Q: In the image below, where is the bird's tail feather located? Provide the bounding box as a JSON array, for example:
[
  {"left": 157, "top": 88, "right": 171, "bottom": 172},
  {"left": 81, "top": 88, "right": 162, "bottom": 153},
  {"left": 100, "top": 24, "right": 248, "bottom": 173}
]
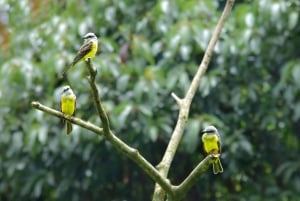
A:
[
  {"left": 66, "top": 122, "right": 73, "bottom": 135},
  {"left": 212, "top": 158, "right": 223, "bottom": 174},
  {"left": 62, "top": 64, "right": 74, "bottom": 77}
]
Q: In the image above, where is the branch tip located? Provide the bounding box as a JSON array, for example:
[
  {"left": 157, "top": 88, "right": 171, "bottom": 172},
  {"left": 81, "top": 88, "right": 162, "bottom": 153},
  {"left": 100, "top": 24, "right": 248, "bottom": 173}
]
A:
[
  {"left": 171, "top": 93, "right": 182, "bottom": 105},
  {"left": 31, "top": 101, "right": 40, "bottom": 107}
]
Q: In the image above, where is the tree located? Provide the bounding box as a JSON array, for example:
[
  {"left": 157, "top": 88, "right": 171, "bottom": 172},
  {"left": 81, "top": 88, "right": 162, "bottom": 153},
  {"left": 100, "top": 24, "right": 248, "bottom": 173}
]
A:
[{"left": 1, "top": 0, "right": 299, "bottom": 200}]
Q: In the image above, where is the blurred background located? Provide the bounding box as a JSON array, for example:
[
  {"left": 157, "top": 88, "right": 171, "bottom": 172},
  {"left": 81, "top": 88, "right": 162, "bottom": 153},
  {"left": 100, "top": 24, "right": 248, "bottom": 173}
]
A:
[{"left": 0, "top": 0, "right": 300, "bottom": 200}]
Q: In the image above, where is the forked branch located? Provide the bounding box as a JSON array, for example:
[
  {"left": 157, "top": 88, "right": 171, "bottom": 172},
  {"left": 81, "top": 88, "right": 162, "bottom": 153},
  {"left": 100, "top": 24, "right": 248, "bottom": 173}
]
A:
[{"left": 152, "top": 0, "right": 235, "bottom": 200}]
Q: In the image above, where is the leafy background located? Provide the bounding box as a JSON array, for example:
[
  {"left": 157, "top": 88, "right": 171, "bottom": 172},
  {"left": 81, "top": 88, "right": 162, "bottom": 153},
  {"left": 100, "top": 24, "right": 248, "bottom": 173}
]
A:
[{"left": 0, "top": 0, "right": 299, "bottom": 200}]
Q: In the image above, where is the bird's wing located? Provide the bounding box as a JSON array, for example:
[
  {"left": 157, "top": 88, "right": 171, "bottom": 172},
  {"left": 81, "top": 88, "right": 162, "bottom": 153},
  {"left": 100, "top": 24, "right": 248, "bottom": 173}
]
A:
[
  {"left": 71, "top": 41, "right": 93, "bottom": 65},
  {"left": 73, "top": 98, "right": 76, "bottom": 116},
  {"left": 60, "top": 99, "right": 65, "bottom": 124},
  {"left": 217, "top": 137, "right": 221, "bottom": 154}
]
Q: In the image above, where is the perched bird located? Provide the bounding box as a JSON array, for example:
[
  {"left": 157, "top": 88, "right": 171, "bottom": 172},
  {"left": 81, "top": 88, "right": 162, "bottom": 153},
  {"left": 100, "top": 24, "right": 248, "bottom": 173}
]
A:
[
  {"left": 62, "top": 32, "right": 98, "bottom": 76},
  {"left": 60, "top": 85, "right": 76, "bottom": 135},
  {"left": 201, "top": 125, "right": 223, "bottom": 174}
]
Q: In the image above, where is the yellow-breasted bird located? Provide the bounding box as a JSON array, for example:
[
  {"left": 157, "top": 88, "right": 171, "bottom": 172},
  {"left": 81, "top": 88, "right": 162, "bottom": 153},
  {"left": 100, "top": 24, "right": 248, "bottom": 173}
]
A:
[
  {"left": 62, "top": 32, "right": 98, "bottom": 76},
  {"left": 60, "top": 85, "right": 76, "bottom": 135},
  {"left": 201, "top": 125, "right": 223, "bottom": 174}
]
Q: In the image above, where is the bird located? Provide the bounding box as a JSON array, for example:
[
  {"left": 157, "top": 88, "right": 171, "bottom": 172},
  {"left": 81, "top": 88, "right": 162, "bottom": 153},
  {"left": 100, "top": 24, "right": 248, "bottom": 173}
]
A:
[
  {"left": 60, "top": 85, "right": 76, "bottom": 135},
  {"left": 62, "top": 32, "right": 98, "bottom": 76},
  {"left": 201, "top": 125, "right": 223, "bottom": 174}
]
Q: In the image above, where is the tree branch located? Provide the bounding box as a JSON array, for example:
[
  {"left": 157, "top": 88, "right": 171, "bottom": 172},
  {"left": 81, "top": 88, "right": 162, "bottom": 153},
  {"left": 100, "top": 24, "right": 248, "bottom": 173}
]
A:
[
  {"left": 31, "top": 101, "right": 104, "bottom": 135},
  {"left": 85, "top": 60, "right": 111, "bottom": 134},
  {"left": 174, "top": 155, "right": 216, "bottom": 200},
  {"left": 105, "top": 130, "right": 175, "bottom": 197},
  {"left": 152, "top": 0, "right": 235, "bottom": 200}
]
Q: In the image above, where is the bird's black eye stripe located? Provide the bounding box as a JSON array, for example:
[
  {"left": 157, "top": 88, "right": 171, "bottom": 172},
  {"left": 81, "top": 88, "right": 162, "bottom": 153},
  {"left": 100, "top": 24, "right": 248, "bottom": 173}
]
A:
[
  {"left": 201, "top": 129, "right": 215, "bottom": 134},
  {"left": 85, "top": 35, "right": 94, "bottom": 39},
  {"left": 63, "top": 87, "right": 69, "bottom": 92}
]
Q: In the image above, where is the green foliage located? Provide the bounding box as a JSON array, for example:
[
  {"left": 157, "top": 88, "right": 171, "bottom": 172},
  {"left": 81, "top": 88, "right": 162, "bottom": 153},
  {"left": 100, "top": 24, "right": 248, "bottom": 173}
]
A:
[{"left": 1, "top": 0, "right": 300, "bottom": 200}]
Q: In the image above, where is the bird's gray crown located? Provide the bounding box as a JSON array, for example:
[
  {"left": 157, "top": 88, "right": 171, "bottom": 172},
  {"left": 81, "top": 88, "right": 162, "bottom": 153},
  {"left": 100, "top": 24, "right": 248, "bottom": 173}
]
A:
[
  {"left": 83, "top": 32, "right": 97, "bottom": 39},
  {"left": 201, "top": 125, "right": 218, "bottom": 134}
]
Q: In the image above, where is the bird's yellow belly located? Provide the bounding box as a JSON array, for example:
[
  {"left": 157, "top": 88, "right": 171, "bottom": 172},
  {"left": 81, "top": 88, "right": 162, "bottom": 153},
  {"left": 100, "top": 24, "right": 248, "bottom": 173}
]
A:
[
  {"left": 204, "top": 140, "right": 219, "bottom": 153},
  {"left": 61, "top": 98, "right": 75, "bottom": 115},
  {"left": 84, "top": 42, "right": 98, "bottom": 60}
]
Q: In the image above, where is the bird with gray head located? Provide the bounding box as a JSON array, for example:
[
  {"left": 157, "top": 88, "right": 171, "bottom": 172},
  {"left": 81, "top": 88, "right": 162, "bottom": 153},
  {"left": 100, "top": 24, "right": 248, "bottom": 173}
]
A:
[
  {"left": 201, "top": 125, "right": 223, "bottom": 174},
  {"left": 60, "top": 85, "right": 76, "bottom": 135},
  {"left": 62, "top": 32, "right": 98, "bottom": 76}
]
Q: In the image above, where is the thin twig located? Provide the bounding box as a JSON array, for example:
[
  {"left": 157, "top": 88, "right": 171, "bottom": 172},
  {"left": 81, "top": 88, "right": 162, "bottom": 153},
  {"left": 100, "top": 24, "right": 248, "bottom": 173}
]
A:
[
  {"left": 31, "top": 101, "right": 103, "bottom": 134},
  {"left": 171, "top": 92, "right": 182, "bottom": 106},
  {"left": 85, "top": 60, "right": 111, "bottom": 134}
]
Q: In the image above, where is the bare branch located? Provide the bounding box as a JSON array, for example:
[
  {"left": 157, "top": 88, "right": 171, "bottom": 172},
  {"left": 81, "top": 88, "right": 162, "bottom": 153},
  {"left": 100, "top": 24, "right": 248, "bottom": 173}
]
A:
[
  {"left": 153, "top": 0, "right": 236, "bottom": 200},
  {"left": 85, "top": 60, "right": 111, "bottom": 134},
  {"left": 174, "top": 155, "right": 215, "bottom": 199},
  {"left": 31, "top": 101, "right": 103, "bottom": 134},
  {"left": 106, "top": 130, "right": 175, "bottom": 197},
  {"left": 171, "top": 93, "right": 182, "bottom": 106}
]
